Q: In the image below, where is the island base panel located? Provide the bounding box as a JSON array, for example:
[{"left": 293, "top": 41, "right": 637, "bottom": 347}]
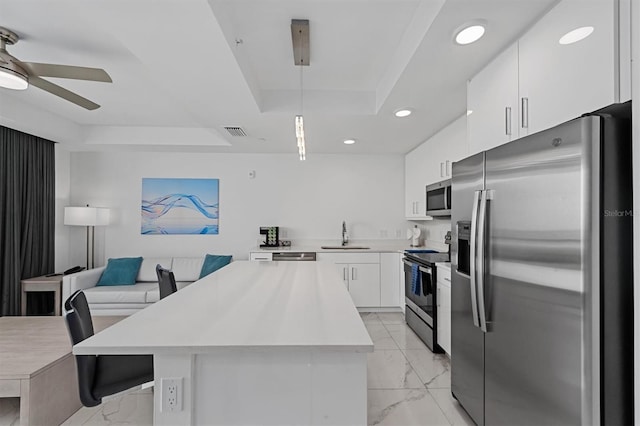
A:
[{"left": 153, "top": 350, "right": 367, "bottom": 425}]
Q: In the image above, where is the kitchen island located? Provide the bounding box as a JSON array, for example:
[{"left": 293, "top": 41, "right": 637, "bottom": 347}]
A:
[{"left": 73, "top": 261, "right": 373, "bottom": 425}]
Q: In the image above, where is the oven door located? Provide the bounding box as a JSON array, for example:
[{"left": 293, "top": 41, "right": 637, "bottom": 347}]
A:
[{"left": 403, "top": 258, "right": 435, "bottom": 326}]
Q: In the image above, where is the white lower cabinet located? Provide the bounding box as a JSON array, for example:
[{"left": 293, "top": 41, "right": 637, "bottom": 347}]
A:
[
  {"left": 436, "top": 265, "right": 451, "bottom": 356},
  {"left": 337, "top": 263, "right": 380, "bottom": 307},
  {"left": 317, "top": 253, "right": 383, "bottom": 308},
  {"left": 249, "top": 252, "right": 273, "bottom": 261},
  {"left": 380, "top": 253, "right": 401, "bottom": 307}
]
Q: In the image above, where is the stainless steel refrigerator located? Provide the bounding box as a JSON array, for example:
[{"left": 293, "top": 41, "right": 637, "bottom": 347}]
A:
[{"left": 450, "top": 102, "right": 633, "bottom": 425}]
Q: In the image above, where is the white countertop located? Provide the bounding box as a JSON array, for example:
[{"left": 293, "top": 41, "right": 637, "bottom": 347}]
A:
[
  {"left": 249, "top": 239, "right": 448, "bottom": 254},
  {"left": 74, "top": 261, "right": 374, "bottom": 355}
]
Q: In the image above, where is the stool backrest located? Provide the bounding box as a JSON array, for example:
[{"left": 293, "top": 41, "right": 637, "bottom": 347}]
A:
[
  {"left": 64, "top": 290, "right": 101, "bottom": 407},
  {"left": 156, "top": 264, "right": 177, "bottom": 300}
]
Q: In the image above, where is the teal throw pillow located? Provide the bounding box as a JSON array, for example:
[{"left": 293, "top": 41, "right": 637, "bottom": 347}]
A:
[
  {"left": 96, "top": 257, "right": 143, "bottom": 286},
  {"left": 199, "top": 254, "right": 232, "bottom": 279}
]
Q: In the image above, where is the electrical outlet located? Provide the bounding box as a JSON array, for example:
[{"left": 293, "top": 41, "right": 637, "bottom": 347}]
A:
[{"left": 161, "top": 377, "right": 183, "bottom": 412}]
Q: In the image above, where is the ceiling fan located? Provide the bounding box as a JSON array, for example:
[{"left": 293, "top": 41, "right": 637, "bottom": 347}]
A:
[{"left": 0, "top": 27, "right": 112, "bottom": 110}]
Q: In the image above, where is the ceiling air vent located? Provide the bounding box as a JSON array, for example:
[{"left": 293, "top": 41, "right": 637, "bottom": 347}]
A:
[{"left": 223, "top": 126, "right": 247, "bottom": 137}]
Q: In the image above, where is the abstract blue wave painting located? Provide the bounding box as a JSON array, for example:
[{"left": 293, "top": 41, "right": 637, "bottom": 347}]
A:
[{"left": 141, "top": 178, "right": 219, "bottom": 235}]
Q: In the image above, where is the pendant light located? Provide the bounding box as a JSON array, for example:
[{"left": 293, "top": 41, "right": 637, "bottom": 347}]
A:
[{"left": 291, "top": 19, "right": 309, "bottom": 161}]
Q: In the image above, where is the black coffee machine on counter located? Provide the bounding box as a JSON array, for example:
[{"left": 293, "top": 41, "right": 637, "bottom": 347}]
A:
[{"left": 259, "top": 226, "right": 280, "bottom": 248}]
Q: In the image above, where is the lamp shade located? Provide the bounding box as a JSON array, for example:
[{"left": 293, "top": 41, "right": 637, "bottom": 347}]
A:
[{"left": 64, "top": 207, "right": 110, "bottom": 226}]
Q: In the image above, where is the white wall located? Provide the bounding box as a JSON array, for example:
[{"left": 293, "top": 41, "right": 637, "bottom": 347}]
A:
[
  {"left": 411, "top": 219, "right": 451, "bottom": 252},
  {"left": 0, "top": 95, "right": 82, "bottom": 145},
  {"left": 67, "top": 152, "right": 406, "bottom": 263}
]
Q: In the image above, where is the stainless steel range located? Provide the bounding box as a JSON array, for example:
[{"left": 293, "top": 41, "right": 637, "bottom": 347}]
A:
[{"left": 403, "top": 250, "right": 450, "bottom": 353}]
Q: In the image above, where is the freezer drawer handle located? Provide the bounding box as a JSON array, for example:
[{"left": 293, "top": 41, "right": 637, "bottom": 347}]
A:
[
  {"left": 477, "top": 189, "right": 489, "bottom": 333},
  {"left": 469, "top": 190, "right": 481, "bottom": 328}
]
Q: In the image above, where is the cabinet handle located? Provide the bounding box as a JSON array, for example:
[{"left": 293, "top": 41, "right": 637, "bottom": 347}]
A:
[
  {"left": 437, "top": 288, "right": 441, "bottom": 306},
  {"left": 446, "top": 160, "right": 451, "bottom": 177},
  {"left": 505, "top": 106, "right": 512, "bottom": 136},
  {"left": 343, "top": 267, "right": 347, "bottom": 281},
  {"left": 413, "top": 202, "right": 417, "bottom": 214},
  {"left": 352, "top": 267, "right": 356, "bottom": 281},
  {"left": 440, "top": 162, "right": 445, "bottom": 177},
  {"left": 521, "top": 97, "right": 529, "bottom": 129}
]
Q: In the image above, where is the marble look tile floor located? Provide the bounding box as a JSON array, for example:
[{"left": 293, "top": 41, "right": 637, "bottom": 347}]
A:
[
  {"left": 363, "top": 312, "right": 474, "bottom": 426},
  {"left": 1, "top": 312, "right": 473, "bottom": 426}
]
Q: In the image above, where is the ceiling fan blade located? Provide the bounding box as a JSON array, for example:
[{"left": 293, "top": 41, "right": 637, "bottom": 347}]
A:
[
  {"left": 18, "top": 62, "right": 112, "bottom": 82},
  {"left": 29, "top": 76, "right": 100, "bottom": 110}
]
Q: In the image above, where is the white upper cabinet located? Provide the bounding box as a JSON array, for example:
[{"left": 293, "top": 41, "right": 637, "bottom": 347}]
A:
[
  {"left": 405, "top": 142, "right": 431, "bottom": 219},
  {"left": 467, "top": 43, "right": 519, "bottom": 156},
  {"left": 425, "top": 115, "right": 468, "bottom": 182},
  {"left": 467, "top": 0, "right": 629, "bottom": 152},
  {"left": 405, "top": 115, "right": 467, "bottom": 219},
  {"left": 519, "top": 0, "right": 616, "bottom": 137}
]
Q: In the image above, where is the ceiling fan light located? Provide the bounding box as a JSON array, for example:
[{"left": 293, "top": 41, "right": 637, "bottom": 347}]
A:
[{"left": 0, "top": 65, "right": 28, "bottom": 90}]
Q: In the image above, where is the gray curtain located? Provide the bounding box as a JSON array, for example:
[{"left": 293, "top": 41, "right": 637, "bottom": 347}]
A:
[{"left": 0, "top": 126, "right": 55, "bottom": 316}]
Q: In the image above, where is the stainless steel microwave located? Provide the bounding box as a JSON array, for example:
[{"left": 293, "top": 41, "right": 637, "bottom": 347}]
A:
[{"left": 426, "top": 179, "right": 451, "bottom": 216}]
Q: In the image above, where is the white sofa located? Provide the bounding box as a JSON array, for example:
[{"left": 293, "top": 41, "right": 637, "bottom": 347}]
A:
[{"left": 62, "top": 257, "right": 205, "bottom": 316}]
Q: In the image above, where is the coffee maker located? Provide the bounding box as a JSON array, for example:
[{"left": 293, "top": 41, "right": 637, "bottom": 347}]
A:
[{"left": 259, "top": 226, "right": 279, "bottom": 248}]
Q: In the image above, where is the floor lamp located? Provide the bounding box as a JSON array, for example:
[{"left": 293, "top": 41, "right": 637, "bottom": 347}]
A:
[{"left": 64, "top": 205, "right": 110, "bottom": 270}]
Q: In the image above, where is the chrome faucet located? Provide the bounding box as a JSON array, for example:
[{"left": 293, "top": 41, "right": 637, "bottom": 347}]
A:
[{"left": 342, "top": 221, "right": 348, "bottom": 246}]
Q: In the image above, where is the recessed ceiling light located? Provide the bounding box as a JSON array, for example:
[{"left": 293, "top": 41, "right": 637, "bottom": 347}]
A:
[
  {"left": 559, "top": 26, "right": 594, "bottom": 45},
  {"left": 343, "top": 139, "right": 356, "bottom": 145},
  {"left": 454, "top": 22, "right": 486, "bottom": 45},
  {"left": 467, "top": 110, "right": 473, "bottom": 116},
  {"left": 394, "top": 109, "right": 412, "bottom": 118}
]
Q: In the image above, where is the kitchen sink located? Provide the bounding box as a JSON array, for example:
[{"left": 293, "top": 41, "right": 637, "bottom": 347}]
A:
[{"left": 320, "top": 246, "right": 370, "bottom": 250}]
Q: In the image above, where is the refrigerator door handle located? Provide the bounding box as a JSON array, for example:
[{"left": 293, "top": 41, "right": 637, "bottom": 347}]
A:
[
  {"left": 477, "top": 189, "right": 489, "bottom": 333},
  {"left": 444, "top": 185, "right": 449, "bottom": 210},
  {"left": 469, "top": 190, "right": 481, "bottom": 328}
]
